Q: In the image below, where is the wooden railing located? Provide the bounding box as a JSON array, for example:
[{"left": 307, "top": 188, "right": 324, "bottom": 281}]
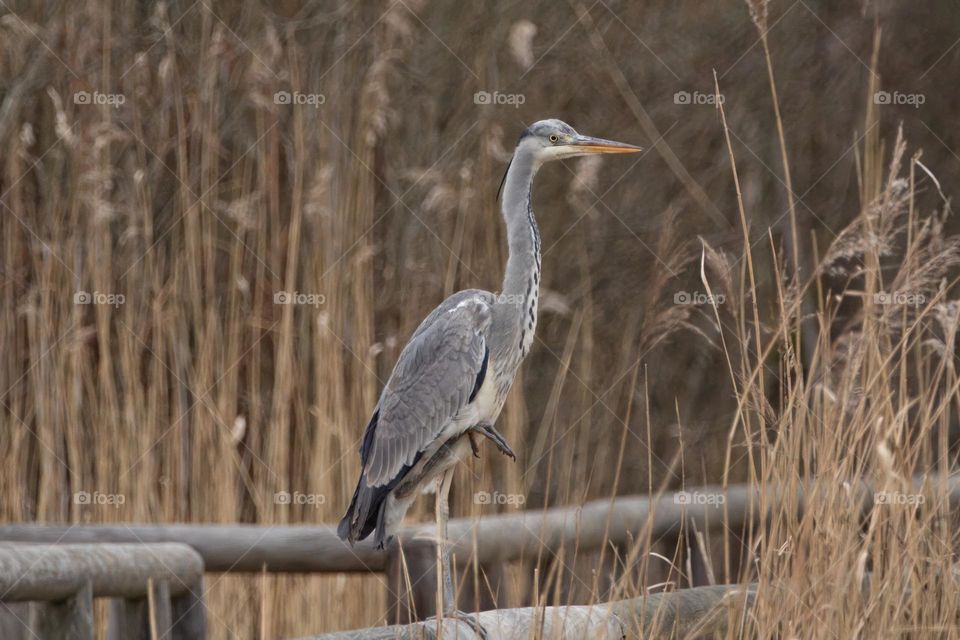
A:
[
  {"left": 0, "top": 482, "right": 771, "bottom": 569},
  {"left": 0, "top": 476, "right": 955, "bottom": 638},
  {"left": 0, "top": 543, "right": 205, "bottom": 640},
  {"left": 0, "top": 483, "right": 769, "bottom": 625}
]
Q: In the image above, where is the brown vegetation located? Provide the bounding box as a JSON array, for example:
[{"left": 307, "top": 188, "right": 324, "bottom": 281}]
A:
[{"left": 2, "top": 0, "right": 960, "bottom": 637}]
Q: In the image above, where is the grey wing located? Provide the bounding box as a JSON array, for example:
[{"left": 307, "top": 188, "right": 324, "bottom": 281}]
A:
[{"left": 363, "top": 290, "right": 494, "bottom": 487}]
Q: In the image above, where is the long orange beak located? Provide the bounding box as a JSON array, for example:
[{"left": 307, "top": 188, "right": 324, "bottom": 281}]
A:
[{"left": 569, "top": 135, "right": 643, "bottom": 154}]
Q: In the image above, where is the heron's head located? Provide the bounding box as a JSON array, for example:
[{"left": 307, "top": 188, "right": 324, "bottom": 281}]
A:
[{"left": 518, "top": 118, "right": 642, "bottom": 164}]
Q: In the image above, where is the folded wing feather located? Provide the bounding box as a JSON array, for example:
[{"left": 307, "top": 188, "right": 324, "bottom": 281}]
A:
[{"left": 362, "top": 291, "right": 493, "bottom": 487}]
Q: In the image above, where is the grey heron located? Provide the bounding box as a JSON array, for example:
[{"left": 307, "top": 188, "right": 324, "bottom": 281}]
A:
[{"left": 338, "top": 119, "right": 641, "bottom": 624}]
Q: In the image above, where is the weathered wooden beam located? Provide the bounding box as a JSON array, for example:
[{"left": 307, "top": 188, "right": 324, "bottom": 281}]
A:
[
  {"left": 295, "top": 583, "right": 755, "bottom": 639},
  {"left": 0, "top": 486, "right": 769, "bottom": 573},
  {"left": 609, "top": 583, "right": 755, "bottom": 638},
  {"left": 1, "top": 477, "right": 955, "bottom": 574},
  {"left": 0, "top": 524, "right": 376, "bottom": 573},
  {"left": 0, "top": 543, "right": 203, "bottom": 601}
]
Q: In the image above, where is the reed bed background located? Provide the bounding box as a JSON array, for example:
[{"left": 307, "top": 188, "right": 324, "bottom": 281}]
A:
[{"left": 2, "top": 0, "right": 960, "bottom": 637}]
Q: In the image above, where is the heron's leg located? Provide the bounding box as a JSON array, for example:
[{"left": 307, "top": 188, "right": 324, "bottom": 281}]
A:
[
  {"left": 470, "top": 423, "right": 516, "bottom": 460},
  {"left": 437, "top": 467, "right": 456, "bottom": 612},
  {"left": 430, "top": 466, "right": 487, "bottom": 638}
]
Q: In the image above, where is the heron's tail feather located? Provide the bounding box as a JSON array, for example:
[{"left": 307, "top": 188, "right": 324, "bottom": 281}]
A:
[
  {"left": 337, "top": 476, "right": 382, "bottom": 544},
  {"left": 337, "top": 476, "right": 377, "bottom": 544},
  {"left": 335, "top": 505, "right": 357, "bottom": 543},
  {"left": 338, "top": 453, "right": 424, "bottom": 546}
]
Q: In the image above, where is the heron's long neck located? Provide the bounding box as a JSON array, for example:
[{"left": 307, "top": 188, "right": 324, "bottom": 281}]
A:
[{"left": 493, "top": 148, "right": 541, "bottom": 367}]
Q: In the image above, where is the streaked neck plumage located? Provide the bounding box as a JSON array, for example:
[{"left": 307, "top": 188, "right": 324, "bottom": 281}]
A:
[{"left": 491, "top": 145, "right": 541, "bottom": 373}]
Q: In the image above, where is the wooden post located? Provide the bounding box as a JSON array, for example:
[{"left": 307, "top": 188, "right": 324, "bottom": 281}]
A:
[
  {"left": 170, "top": 577, "right": 207, "bottom": 640},
  {"left": 32, "top": 581, "right": 94, "bottom": 640},
  {"left": 0, "top": 602, "right": 31, "bottom": 640},
  {"left": 457, "top": 560, "right": 503, "bottom": 613},
  {"left": 385, "top": 539, "right": 437, "bottom": 623},
  {"left": 108, "top": 597, "right": 147, "bottom": 640},
  {"left": 107, "top": 577, "right": 206, "bottom": 640},
  {"left": 106, "top": 579, "right": 174, "bottom": 640}
]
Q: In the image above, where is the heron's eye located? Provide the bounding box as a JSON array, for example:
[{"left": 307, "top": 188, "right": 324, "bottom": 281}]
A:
[{"left": 549, "top": 134, "right": 559, "bottom": 143}]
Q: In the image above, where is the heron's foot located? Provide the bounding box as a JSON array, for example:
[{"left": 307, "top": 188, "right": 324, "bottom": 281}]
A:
[
  {"left": 471, "top": 424, "right": 516, "bottom": 461},
  {"left": 427, "top": 609, "right": 488, "bottom": 639}
]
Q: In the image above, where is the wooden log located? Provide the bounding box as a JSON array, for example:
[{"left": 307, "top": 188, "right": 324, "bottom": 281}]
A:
[
  {"left": 0, "top": 486, "right": 772, "bottom": 573},
  {"left": 295, "top": 583, "right": 755, "bottom": 639},
  {"left": 0, "top": 543, "right": 203, "bottom": 601},
  {"left": 609, "top": 584, "right": 755, "bottom": 638},
  {"left": 1, "top": 477, "right": 956, "bottom": 574},
  {"left": 0, "top": 524, "right": 378, "bottom": 573},
  {"left": 32, "top": 581, "right": 94, "bottom": 640}
]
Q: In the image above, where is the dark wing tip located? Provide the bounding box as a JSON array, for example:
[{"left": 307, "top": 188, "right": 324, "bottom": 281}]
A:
[
  {"left": 336, "top": 515, "right": 354, "bottom": 544},
  {"left": 468, "top": 347, "right": 490, "bottom": 403}
]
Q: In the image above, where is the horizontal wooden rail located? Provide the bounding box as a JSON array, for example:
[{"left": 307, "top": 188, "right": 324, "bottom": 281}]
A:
[
  {"left": 0, "top": 485, "right": 776, "bottom": 572},
  {"left": 295, "top": 583, "right": 756, "bottom": 639},
  {"left": 0, "top": 543, "right": 203, "bottom": 601},
  {"left": 0, "top": 477, "right": 956, "bottom": 574},
  {"left": 0, "top": 524, "right": 373, "bottom": 573},
  {"left": 0, "top": 543, "right": 206, "bottom": 640}
]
